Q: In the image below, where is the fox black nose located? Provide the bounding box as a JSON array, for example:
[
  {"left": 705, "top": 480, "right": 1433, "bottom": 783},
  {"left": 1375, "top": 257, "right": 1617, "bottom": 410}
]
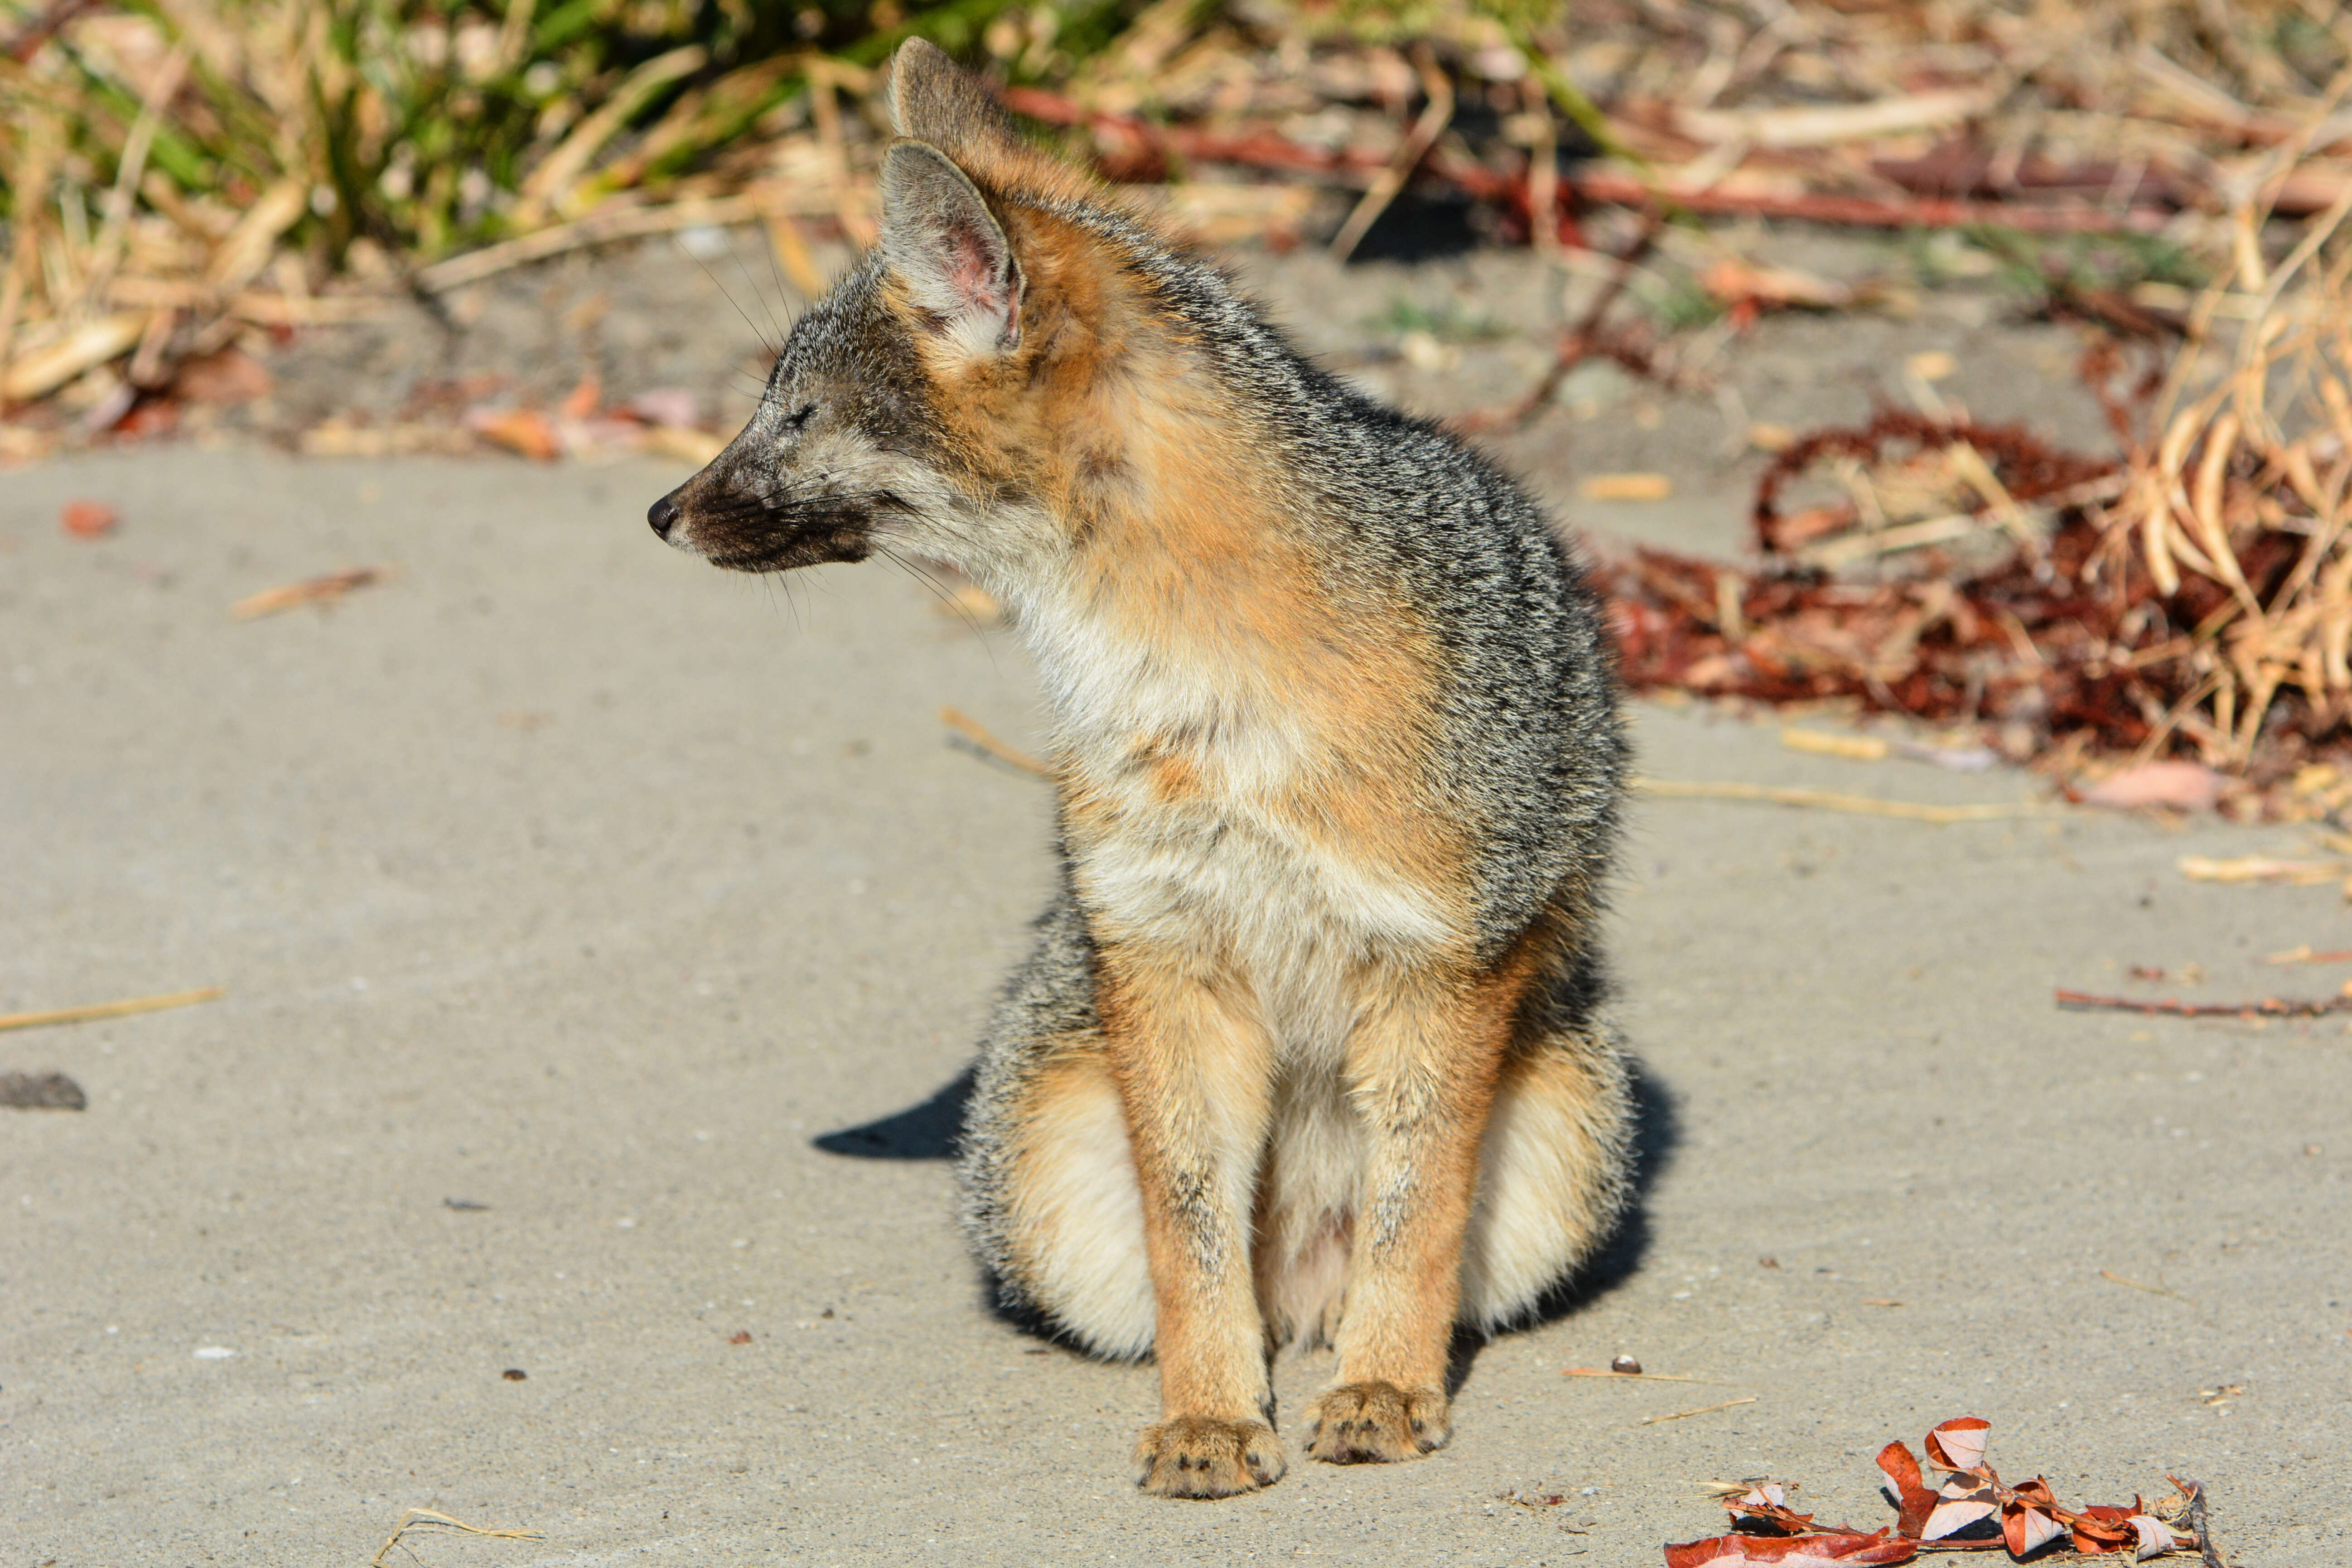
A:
[{"left": 647, "top": 494, "right": 679, "bottom": 540}]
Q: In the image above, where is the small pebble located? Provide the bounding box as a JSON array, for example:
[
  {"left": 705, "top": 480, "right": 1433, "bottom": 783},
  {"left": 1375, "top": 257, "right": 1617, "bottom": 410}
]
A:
[
  {"left": 1610, "top": 1355, "right": 1642, "bottom": 1375},
  {"left": 502, "top": 1368, "right": 527, "bottom": 1381}
]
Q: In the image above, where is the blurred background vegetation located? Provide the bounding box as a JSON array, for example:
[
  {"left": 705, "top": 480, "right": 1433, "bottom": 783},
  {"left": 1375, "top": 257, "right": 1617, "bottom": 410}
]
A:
[
  {"left": 3, "top": 1, "right": 2344, "bottom": 290},
  {"left": 2, "top": 1, "right": 2350, "bottom": 782}
]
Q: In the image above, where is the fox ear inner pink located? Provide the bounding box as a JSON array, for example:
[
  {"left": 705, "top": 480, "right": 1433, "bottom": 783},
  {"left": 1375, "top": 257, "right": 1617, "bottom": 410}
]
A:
[{"left": 879, "top": 140, "right": 1024, "bottom": 354}]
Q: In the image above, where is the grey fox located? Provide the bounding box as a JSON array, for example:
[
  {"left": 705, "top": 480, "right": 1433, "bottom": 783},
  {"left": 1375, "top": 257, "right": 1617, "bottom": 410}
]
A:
[{"left": 648, "top": 40, "right": 1633, "bottom": 1499}]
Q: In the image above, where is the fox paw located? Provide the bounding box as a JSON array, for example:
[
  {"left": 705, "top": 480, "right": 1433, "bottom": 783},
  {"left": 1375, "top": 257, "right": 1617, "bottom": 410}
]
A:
[
  {"left": 1133, "top": 1417, "right": 1286, "bottom": 1499},
  {"left": 1305, "top": 1381, "right": 1449, "bottom": 1464}
]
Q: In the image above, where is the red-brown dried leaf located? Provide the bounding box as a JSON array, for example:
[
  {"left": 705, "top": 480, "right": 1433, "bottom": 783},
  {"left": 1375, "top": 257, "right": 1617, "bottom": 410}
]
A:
[
  {"left": 1664, "top": 1532, "right": 1917, "bottom": 1567},
  {"left": 1923, "top": 1417, "right": 1991, "bottom": 1472},
  {"left": 2071, "top": 1505, "right": 2139, "bottom": 1554},
  {"left": 466, "top": 406, "right": 562, "bottom": 462},
  {"left": 1922, "top": 1475, "right": 1999, "bottom": 1543},
  {"left": 2009, "top": 1477, "right": 2058, "bottom": 1510},
  {"left": 2002, "top": 1499, "right": 2068, "bottom": 1556},
  {"left": 559, "top": 375, "right": 602, "bottom": 421},
  {"left": 171, "top": 346, "right": 271, "bottom": 406},
  {"left": 1875, "top": 1442, "right": 1936, "bottom": 1539}
]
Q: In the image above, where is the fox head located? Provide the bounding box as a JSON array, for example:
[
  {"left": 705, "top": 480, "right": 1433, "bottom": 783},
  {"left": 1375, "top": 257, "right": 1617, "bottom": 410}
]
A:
[{"left": 647, "top": 40, "right": 1188, "bottom": 586}]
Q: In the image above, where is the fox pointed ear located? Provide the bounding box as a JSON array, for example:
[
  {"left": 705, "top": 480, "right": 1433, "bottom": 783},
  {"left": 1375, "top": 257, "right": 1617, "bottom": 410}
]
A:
[
  {"left": 880, "top": 140, "right": 1023, "bottom": 357},
  {"left": 887, "top": 39, "right": 1019, "bottom": 150}
]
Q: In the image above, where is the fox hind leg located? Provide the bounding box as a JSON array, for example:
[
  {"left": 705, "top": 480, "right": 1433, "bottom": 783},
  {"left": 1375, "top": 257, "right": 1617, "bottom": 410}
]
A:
[
  {"left": 1458, "top": 984, "right": 1635, "bottom": 1332},
  {"left": 958, "top": 895, "right": 1156, "bottom": 1360}
]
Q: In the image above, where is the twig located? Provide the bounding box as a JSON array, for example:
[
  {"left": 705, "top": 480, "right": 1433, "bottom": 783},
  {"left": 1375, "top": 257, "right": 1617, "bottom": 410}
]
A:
[
  {"left": 2, "top": 0, "right": 101, "bottom": 63},
  {"left": 2166, "top": 1476, "right": 2228, "bottom": 1568},
  {"left": 2266, "top": 946, "right": 2352, "bottom": 965},
  {"left": 2100, "top": 1269, "right": 2190, "bottom": 1301},
  {"left": 940, "top": 706, "right": 1048, "bottom": 777},
  {"left": 2057, "top": 989, "right": 2352, "bottom": 1018},
  {"left": 231, "top": 569, "right": 383, "bottom": 620},
  {"left": 0, "top": 986, "right": 222, "bottom": 1034},
  {"left": 416, "top": 193, "right": 830, "bottom": 293},
  {"left": 1561, "top": 1367, "right": 1714, "bottom": 1382},
  {"left": 1641, "top": 1396, "right": 1757, "bottom": 1426},
  {"left": 1467, "top": 211, "right": 1667, "bottom": 432},
  {"left": 1563, "top": 171, "right": 2178, "bottom": 235},
  {"left": 1329, "top": 46, "right": 1454, "bottom": 263},
  {"left": 1636, "top": 778, "right": 2044, "bottom": 823},
  {"left": 368, "top": 1508, "right": 542, "bottom": 1568}
]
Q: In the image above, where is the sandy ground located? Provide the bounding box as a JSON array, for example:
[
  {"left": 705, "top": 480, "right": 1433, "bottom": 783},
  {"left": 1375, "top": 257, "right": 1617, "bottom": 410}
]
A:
[{"left": 3, "top": 362, "right": 2348, "bottom": 1561}]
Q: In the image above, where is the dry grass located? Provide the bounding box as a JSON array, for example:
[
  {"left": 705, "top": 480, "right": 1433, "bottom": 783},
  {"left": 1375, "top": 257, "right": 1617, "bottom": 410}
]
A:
[
  {"left": 5, "top": 0, "right": 2352, "bottom": 778},
  {"left": 2104, "top": 178, "right": 2352, "bottom": 772}
]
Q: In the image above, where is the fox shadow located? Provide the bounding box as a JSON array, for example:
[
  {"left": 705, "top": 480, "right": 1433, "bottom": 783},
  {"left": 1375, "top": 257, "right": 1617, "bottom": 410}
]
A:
[{"left": 812, "top": 1059, "right": 1680, "bottom": 1383}]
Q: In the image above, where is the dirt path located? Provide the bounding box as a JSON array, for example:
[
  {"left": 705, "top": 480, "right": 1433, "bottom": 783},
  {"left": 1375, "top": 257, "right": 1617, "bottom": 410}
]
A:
[{"left": 3, "top": 438, "right": 2344, "bottom": 1564}]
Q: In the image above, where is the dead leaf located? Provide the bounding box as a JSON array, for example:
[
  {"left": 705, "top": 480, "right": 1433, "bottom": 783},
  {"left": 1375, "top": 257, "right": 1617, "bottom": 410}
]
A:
[
  {"left": 2, "top": 312, "right": 145, "bottom": 402},
  {"left": 171, "top": 347, "right": 271, "bottom": 405},
  {"left": 61, "top": 500, "right": 118, "bottom": 538},
  {"left": 1874, "top": 1442, "right": 1936, "bottom": 1539},
  {"left": 231, "top": 568, "right": 383, "bottom": 620},
  {"left": 1922, "top": 1417, "right": 1990, "bottom": 1472},
  {"left": 640, "top": 424, "right": 727, "bottom": 465},
  {"left": 625, "top": 387, "right": 700, "bottom": 428},
  {"left": 466, "top": 406, "right": 563, "bottom": 461},
  {"left": 1583, "top": 472, "right": 1675, "bottom": 502},
  {"left": 2129, "top": 1515, "right": 2178, "bottom": 1559},
  {"left": 2080, "top": 761, "right": 2225, "bottom": 812},
  {"left": 1663, "top": 1532, "right": 1916, "bottom": 1566},
  {"left": 2071, "top": 1505, "right": 2140, "bottom": 1554},
  {"left": 1701, "top": 258, "right": 1853, "bottom": 311},
  {"left": 559, "top": 375, "right": 602, "bottom": 421},
  {"left": 1773, "top": 502, "right": 1861, "bottom": 547},
  {"left": 1921, "top": 1475, "right": 1998, "bottom": 1542},
  {"left": 2002, "top": 1499, "right": 2068, "bottom": 1556}
]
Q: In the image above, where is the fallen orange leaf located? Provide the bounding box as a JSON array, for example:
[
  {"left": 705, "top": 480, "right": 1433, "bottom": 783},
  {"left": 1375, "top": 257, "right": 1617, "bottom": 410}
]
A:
[
  {"left": 467, "top": 406, "right": 562, "bottom": 461},
  {"left": 61, "top": 500, "right": 117, "bottom": 538}
]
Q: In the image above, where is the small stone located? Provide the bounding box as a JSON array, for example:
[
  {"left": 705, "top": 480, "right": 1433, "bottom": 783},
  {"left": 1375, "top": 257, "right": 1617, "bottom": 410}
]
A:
[
  {"left": 1610, "top": 1355, "right": 1642, "bottom": 1375},
  {"left": 502, "top": 1368, "right": 527, "bottom": 1381},
  {"left": 0, "top": 1071, "right": 86, "bottom": 1110}
]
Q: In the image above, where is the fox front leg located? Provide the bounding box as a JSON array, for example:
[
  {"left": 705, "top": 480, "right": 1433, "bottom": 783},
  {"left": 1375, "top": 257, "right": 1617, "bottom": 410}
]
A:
[
  {"left": 1099, "top": 948, "right": 1288, "bottom": 1499},
  {"left": 1309, "top": 963, "right": 1523, "bottom": 1464}
]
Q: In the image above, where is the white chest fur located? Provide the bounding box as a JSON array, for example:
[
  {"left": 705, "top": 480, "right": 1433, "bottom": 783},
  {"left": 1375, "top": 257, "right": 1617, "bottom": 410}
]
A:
[{"left": 1012, "top": 576, "right": 1454, "bottom": 1057}]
